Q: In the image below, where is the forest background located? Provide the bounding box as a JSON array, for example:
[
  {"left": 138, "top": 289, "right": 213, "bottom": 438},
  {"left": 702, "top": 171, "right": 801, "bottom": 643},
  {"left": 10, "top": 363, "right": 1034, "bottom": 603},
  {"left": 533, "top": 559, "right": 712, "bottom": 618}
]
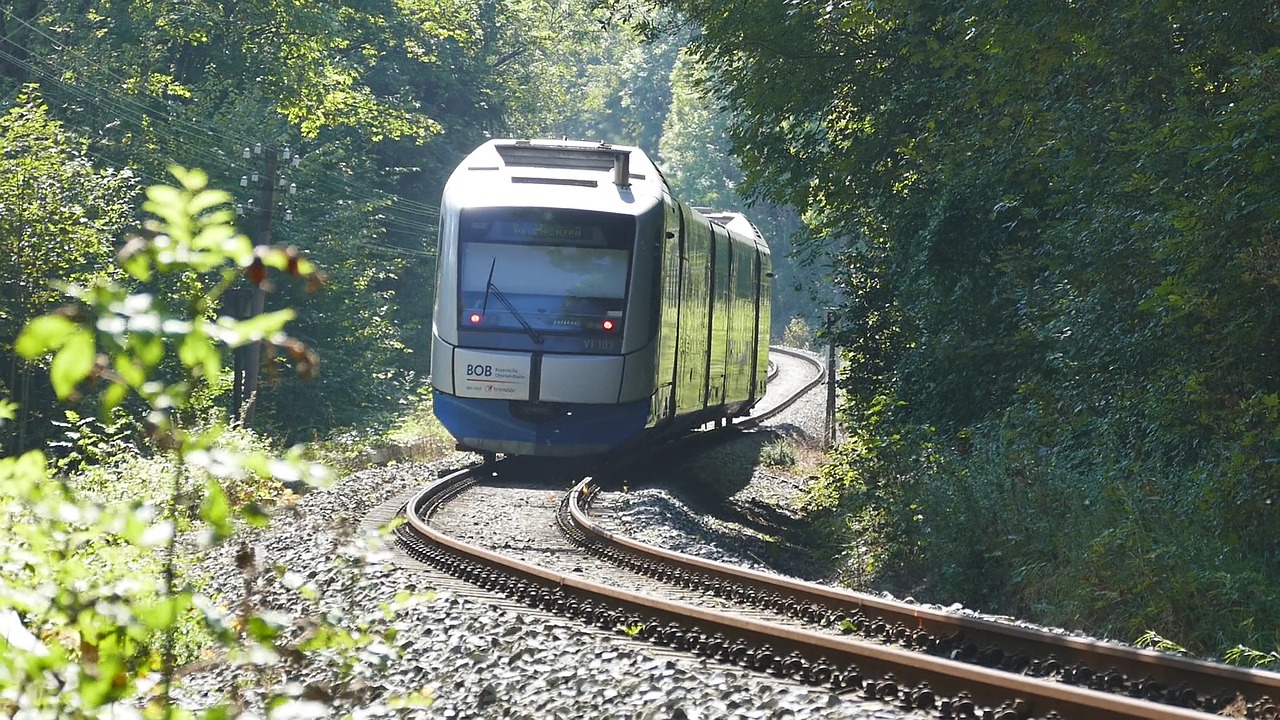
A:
[{"left": 0, "top": 0, "right": 1275, "bottom": 700}]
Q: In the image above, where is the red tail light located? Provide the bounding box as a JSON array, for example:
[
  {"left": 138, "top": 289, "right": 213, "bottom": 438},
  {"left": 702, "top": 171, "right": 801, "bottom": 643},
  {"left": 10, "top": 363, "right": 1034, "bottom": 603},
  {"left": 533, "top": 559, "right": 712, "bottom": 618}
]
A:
[
  {"left": 468, "top": 313, "right": 482, "bottom": 325},
  {"left": 602, "top": 319, "right": 616, "bottom": 331}
]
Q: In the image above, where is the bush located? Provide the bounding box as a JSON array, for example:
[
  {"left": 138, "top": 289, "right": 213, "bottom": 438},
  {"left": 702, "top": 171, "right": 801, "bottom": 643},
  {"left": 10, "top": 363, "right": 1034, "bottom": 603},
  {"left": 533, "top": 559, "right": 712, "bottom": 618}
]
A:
[
  {"left": 0, "top": 168, "right": 418, "bottom": 718},
  {"left": 781, "top": 317, "right": 814, "bottom": 350},
  {"left": 815, "top": 411, "right": 1280, "bottom": 662},
  {"left": 760, "top": 438, "right": 797, "bottom": 468}
]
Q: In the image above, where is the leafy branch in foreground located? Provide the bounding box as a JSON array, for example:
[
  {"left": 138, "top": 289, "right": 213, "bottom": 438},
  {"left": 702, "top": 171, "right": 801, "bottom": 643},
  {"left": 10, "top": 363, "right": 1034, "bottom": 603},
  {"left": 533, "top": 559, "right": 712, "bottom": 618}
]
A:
[{"left": 0, "top": 167, "right": 340, "bottom": 718}]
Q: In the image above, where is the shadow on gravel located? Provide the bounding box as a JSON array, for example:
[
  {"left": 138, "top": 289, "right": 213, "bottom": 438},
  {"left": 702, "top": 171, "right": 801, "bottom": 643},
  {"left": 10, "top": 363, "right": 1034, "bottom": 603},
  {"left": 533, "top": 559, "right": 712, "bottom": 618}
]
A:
[
  {"left": 619, "top": 429, "right": 846, "bottom": 582},
  {"left": 475, "top": 455, "right": 607, "bottom": 489}
]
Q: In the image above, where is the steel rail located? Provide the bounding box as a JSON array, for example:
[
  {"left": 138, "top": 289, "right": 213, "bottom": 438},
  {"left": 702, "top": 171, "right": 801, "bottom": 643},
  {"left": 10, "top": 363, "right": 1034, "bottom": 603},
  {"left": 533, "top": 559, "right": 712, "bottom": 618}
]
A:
[
  {"left": 403, "top": 466, "right": 1226, "bottom": 720},
  {"left": 751, "top": 345, "right": 826, "bottom": 422},
  {"left": 560, "top": 349, "right": 1280, "bottom": 716},
  {"left": 395, "top": 349, "right": 1259, "bottom": 719},
  {"left": 568, "top": 478, "right": 1280, "bottom": 714}
]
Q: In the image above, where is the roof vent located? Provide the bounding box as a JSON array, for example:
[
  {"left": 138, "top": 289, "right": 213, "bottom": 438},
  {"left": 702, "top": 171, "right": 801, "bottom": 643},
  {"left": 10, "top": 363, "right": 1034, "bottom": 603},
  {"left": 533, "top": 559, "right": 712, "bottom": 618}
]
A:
[
  {"left": 612, "top": 150, "right": 631, "bottom": 188},
  {"left": 496, "top": 143, "right": 616, "bottom": 171}
]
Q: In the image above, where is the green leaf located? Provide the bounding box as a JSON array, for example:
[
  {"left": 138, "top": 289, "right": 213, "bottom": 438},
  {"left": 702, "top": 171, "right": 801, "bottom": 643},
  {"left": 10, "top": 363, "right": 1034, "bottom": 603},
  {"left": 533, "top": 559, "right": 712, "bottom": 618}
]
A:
[
  {"left": 244, "top": 615, "right": 283, "bottom": 643},
  {"left": 200, "top": 479, "right": 234, "bottom": 543},
  {"left": 142, "top": 185, "right": 184, "bottom": 226},
  {"left": 133, "top": 333, "right": 165, "bottom": 369},
  {"left": 135, "top": 593, "right": 191, "bottom": 630},
  {"left": 3, "top": 451, "right": 49, "bottom": 490},
  {"left": 79, "top": 655, "right": 129, "bottom": 707},
  {"left": 49, "top": 329, "right": 96, "bottom": 399},
  {"left": 114, "top": 356, "right": 146, "bottom": 388},
  {"left": 188, "top": 187, "right": 231, "bottom": 216},
  {"left": 120, "top": 249, "right": 153, "bottom": 282},
  {"left": 241, "top": 501, "right": 271, "bottom": 528},
  {"left": 169, "top": 165, "right": 208, "bottom": 193},
  {"left": 100, "top": 381, "right": 128, "bottom": 413},
  {"left": 223, "top": 308, "right": 298, "bottom": 346},
  {"left": 15, "top": 315, "right": 78, "bottom": 359},
  {"left": 178, "top": 330, "right": 220, "bottom": 379}
]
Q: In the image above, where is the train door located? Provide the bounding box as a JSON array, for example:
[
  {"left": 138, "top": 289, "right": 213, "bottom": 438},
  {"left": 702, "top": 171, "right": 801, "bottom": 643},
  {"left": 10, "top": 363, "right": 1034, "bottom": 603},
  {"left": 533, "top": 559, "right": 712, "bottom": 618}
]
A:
[
  {"left": 705, "top": 226, "right": 731, "bottom": 409},
  {"left": 675, "top": 211, "right": 710, "bottom": 416},
  {"left": 650, "top": 195, "right": 683, "bottom": 425},
  {"left": 754, "top": 244, "right": 772, "bottom": 398}
]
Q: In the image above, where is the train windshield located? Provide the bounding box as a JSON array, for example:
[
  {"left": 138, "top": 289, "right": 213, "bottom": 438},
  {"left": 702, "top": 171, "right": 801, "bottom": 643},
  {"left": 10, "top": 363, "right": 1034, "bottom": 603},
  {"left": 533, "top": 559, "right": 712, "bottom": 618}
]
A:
[{"left": 457, "top": 208, "right": 633, "bottom": 340}]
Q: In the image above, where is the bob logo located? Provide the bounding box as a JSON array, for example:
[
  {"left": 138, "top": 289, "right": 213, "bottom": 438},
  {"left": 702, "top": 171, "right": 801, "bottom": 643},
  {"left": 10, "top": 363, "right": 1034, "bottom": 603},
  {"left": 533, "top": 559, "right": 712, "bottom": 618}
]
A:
[{"left": 455, "top": 350, "right": 531, "bottom": 400}]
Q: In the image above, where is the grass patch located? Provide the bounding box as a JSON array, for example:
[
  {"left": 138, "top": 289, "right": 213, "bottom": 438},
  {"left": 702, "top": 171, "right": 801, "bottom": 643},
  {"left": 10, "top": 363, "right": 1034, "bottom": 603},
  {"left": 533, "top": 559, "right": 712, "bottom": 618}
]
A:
[{"left": 760, "top": 438, "right": 797, "bottom": 468}]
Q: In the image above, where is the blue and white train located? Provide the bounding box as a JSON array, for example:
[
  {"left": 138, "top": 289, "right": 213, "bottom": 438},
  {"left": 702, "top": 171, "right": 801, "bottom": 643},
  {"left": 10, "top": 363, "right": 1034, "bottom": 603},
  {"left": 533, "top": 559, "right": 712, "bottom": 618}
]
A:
[{"left": 430, "top": 139, "right": 771, "bottom": 457}]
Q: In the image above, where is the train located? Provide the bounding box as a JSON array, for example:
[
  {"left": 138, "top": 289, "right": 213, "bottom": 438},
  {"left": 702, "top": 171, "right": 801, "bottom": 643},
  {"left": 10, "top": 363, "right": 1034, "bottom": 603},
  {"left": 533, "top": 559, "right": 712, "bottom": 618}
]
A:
[{"left": 429, "top": 139, "right": 772, "bottom": 457}]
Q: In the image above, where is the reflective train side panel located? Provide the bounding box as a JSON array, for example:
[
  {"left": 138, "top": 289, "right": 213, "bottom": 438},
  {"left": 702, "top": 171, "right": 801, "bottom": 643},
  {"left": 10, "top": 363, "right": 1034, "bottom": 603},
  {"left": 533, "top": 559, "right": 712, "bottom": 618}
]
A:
[{"left": 430, "top": 139, "right": 771, "bottom": 457}]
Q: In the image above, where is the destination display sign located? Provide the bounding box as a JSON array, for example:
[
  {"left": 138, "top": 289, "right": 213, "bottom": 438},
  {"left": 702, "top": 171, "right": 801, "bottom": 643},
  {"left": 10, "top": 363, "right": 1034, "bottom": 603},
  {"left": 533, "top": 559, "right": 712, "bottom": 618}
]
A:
[{"left": 461, "top": 208, "right": 633, "bottom": 249}]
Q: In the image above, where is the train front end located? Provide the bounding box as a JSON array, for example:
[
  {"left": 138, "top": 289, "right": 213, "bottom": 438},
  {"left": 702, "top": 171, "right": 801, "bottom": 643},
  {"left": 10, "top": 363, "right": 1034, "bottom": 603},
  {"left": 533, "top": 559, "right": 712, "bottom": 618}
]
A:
[{"left": 430, "top": 140, "right": 664, "bottom": 457}]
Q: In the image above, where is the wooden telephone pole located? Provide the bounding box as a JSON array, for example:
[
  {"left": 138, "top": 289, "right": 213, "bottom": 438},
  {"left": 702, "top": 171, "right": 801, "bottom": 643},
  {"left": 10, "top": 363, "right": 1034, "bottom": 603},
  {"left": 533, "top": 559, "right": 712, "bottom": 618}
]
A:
[
  {"left": 232, "top": 143, "right": 298, "bottom": 427},
  {"left": 824, "top": 307, "right": 837, "bottom": 448}
]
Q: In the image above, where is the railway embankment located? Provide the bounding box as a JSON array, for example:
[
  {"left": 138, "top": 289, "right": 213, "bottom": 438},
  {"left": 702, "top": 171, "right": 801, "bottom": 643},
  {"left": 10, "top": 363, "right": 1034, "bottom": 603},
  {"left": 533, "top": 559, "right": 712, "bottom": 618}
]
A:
[
  {"left": 178, "top": 351, "right": 929, "bottom": 718},
  {"left": 173, "top": 347, "right": 1277, "bottom": 717}
]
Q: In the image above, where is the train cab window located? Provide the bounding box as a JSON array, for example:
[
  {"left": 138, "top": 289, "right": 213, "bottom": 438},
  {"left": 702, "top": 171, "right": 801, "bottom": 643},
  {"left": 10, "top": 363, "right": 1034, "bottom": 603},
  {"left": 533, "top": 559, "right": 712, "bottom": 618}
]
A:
[{"left": 457, "top": 208, "right": 634, "bottom": 341}]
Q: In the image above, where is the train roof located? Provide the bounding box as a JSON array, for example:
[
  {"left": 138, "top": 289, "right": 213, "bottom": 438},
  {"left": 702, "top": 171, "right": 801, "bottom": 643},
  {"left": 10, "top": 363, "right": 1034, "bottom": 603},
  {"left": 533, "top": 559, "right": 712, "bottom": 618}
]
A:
[
  {"left": 444, "top": 140, "right": 768, "bottom": 254},
  {"left": 444, "top": 139, "right": 666, "bottom": 216},
  {"left": 691, "top": 207, "right": 765, "bottom": 242}
]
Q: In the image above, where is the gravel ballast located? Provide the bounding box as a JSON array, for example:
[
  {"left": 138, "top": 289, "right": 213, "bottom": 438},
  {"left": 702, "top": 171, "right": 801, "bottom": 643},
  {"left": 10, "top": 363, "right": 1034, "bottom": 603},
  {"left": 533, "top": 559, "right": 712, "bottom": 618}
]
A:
[{"left": 178, "top": 353, "right": 925, "bottom": 718}]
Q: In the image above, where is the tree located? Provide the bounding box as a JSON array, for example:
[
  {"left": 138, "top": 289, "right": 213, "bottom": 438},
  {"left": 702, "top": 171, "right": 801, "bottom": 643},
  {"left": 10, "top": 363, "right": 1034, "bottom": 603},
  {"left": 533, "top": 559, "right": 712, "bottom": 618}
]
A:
[
  {"left": 0, "top": 0, "right": 470, "bottom": 435},
  {"left": 658, "top": 49, "right": 831, "bottom": 336},
  {"left": 553, "top": 22, "right": 683, "bottom": 151},
  {"left": 626, "top": 0, "right": 1279, "bottom": 453},
  {"left": 620, "top": 0, "right": 1280, "bottom": 655},
  {"left": 0, "top": 86, "right": 135, "bottom": 453}
]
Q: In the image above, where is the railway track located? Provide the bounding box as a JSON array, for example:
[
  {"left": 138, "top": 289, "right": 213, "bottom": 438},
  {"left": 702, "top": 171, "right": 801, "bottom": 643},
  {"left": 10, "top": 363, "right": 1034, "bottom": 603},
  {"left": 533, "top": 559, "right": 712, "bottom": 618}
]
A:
[{"left": 394, "top": 348, "right": 1280, "bottom": 719}]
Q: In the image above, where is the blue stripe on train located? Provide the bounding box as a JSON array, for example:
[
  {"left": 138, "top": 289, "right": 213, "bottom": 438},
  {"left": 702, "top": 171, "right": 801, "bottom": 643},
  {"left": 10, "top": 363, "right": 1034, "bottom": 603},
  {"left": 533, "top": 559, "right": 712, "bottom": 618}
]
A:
[{"left": 433, "top": 392, "right": 651, "bottom": 457}]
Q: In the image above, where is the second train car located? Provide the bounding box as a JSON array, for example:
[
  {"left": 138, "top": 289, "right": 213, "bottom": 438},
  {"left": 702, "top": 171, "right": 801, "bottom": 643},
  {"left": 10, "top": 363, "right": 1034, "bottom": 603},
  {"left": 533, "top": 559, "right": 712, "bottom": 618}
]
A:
[{"left": 430, "top": 139, "right": 771, "bottom": 457}]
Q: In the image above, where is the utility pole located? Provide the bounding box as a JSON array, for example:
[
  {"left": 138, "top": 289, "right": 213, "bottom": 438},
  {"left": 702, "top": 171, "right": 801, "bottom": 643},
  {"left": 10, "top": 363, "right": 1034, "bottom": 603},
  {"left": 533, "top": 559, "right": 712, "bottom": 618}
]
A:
[
  {"left": 824, "top": 307, "right": 837, "bottom": 449},
  {"left": 232, "top": 142, "right": 299, "bottom": 427}
]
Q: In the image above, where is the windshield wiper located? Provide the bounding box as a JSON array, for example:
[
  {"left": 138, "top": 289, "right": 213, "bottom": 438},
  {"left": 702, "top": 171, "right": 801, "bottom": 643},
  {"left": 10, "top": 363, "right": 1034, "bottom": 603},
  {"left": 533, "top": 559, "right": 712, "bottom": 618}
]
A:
[{"left": 482, "top": 258, "right": 544, "bottom": 345}]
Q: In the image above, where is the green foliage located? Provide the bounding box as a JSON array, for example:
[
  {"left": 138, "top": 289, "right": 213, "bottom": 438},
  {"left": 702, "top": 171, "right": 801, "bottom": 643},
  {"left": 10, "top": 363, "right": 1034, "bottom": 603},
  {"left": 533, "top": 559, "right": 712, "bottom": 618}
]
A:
[
  {"left": 1136, "top": 631, "right": 1189, "bottom": 656},
  {"left": 0, "top": 448, "right": 175, "bottom": 714},
  {"left": 759, "top": 438, "right": 796, "bottom": 469},
  {"left": 0, "top": 0, "right": 642, "bottom": 443},
  {"left": 781, "top": 317, "right": 814, "bottom": 351},
  {"left": 660, "top": 48, "right": 738, "bottom": 207},
  {"left": 48, "top": 411, "right": 132, "bottom": 475},
  {"left": 651, "top": 0, "right": 1280, "bottom": 456},
  {"left": 656, "top": 50, "right": 833, "bottom": 336},
  {"left": 1225, "top": 645, "right": 1280, "bottom": 668},
  {"left": 0, "top": 86, "right": 135, "bottom": 452},
  {"left": 0, "top": 169, "right": 405, "bottom": 718},
  {"left": 811, "top": 416, "right": 1280, "bottom": 661},
  {"left": 17, "top": 167, "right": 318, "bottom": 418},
  {"left": 554, "top": 23, "right": 683, "bottom": 151},
  {"left": 635, "top": 0, "right": 1280, "bottom": 662}
]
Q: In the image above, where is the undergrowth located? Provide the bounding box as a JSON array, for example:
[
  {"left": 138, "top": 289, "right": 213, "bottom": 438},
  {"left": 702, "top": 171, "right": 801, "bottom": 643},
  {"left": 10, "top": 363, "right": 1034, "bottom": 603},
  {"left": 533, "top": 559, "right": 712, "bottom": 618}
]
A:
[
  {"left": 305, "top": 387, "right": 454, "bottom": 475},
  {"left": 812, "top": 417, "right": 1280, "bottom": 664},
  {"left": 0, "top": 168, "right": 434, "bottom": 717}
]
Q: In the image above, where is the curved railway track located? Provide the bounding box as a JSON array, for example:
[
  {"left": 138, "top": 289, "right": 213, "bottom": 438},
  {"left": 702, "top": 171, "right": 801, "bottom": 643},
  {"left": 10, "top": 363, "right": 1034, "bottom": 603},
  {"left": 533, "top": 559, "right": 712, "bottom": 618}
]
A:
[{"left": 394, "top": 347, "right": 1280, "bottom": 720}]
